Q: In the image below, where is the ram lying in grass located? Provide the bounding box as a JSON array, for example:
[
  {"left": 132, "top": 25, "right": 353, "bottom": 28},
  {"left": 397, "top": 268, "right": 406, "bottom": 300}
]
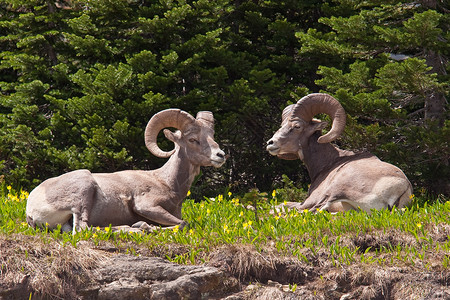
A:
[
  {"left": 267, "top": 93, "right": 413, "bottom": 213},
  {"left": 25, "top": 109, "right": 226, "bottom": 234}
]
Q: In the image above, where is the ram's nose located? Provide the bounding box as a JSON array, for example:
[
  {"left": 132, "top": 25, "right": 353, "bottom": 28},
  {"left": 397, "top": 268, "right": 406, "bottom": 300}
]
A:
[
  {"left": 211, "top": 149, "right": 226, "bottom": 167},
  {"left": 216, "top": 150, "right": 225, "bottom": 160},
  {"left": 266, "top": 139, "right": 280, "bottom": 155}
]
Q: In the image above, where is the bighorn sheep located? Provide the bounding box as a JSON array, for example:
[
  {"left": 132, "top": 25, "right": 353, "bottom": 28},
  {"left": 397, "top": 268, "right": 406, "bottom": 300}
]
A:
[
  {"left": 266, "top": 93, "right": 412, "bottom": 213},
  {"left": 26, "top": 109, "right": 226, "bottom": 233}
]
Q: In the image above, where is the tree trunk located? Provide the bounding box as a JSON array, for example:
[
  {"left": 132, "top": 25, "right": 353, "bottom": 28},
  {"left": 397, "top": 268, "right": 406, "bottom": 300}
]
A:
[{"left": 424, "top": 50, "right": 447, "bottom": 126}]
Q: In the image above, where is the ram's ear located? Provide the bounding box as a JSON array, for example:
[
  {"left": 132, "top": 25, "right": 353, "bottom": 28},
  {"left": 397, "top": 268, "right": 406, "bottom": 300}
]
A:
[
  {"left": 163, "top": 129, "right": 182, "bottom": 143},
  {"left": 308, "top": 119, "right": 328, "bottom": 134}
]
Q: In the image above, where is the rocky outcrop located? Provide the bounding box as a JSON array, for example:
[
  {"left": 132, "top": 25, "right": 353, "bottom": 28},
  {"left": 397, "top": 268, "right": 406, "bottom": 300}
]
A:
[{"left": 79, "top": 255, "right": 239, "bottom": 300}]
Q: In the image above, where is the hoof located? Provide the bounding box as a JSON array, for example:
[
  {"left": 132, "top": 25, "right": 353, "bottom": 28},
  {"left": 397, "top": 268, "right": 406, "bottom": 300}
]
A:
[{"left": 178, "top": 221, "right": 189, "bottom": 230}]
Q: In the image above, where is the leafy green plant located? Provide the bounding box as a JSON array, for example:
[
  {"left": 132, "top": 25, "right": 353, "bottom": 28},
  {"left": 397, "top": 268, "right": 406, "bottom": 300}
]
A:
[{"left": 275, "top": 174, "right": 308, "bottom": 203}]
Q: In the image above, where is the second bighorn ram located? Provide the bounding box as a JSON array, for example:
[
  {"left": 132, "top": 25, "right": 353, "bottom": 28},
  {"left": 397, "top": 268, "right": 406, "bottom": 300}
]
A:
[
  {"left": 267, "top": 93, "right": 412, "bottom": 213},
  {"left": 26, "top": 109, "right": 226, "bottom": 233}
]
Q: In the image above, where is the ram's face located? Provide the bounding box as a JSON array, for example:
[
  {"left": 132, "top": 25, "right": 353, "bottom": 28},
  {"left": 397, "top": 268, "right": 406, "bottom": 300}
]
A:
[
  {"left": 266, "top": 117, "right": 306, "bottom": 160},
  {"left": 266, "top": 115, "right": 328, "bottom": 161},
  {"left": 182, "top": 122, "right": 226, "bottom": 168},
  {"left": 165, "top": 121, "right": 226, "bottom": 168}
]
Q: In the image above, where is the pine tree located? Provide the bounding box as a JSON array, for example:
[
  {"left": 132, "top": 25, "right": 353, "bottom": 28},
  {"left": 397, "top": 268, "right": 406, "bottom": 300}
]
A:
[
  {"left": 1, "top": 0, "right": 323, "bottom": 193},
  {"left": 2, "top": 0, "right": 447, "bottom": 195},
  {"left": 297, "top": 0, "right": 449, "bottom": 194},
  {"left": 0, "top": 0, "right": 74, "bottom": 185}
]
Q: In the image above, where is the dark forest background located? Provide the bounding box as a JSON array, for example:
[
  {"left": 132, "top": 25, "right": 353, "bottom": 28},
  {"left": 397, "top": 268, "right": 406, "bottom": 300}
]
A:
[{"left": 0, "top": 0, "right": 448, "bottom": 197}]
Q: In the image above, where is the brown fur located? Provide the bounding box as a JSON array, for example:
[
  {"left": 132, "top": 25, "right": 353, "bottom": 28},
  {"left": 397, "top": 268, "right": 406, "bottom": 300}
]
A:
[
  {"left": 26, "top": 110, "right": 226, "bottom": 233},
  {"left": 267, "top": 95, "right": 412, "bottom": 213}
]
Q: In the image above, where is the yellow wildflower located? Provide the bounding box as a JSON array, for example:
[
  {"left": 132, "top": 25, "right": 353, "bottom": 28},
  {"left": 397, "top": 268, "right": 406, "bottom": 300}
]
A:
[
  {"left": 207, "top": 208, "right": 211, "bottom": 215},
  {"left": 173, "top": 225, "right": 179, "bottom": 233},
  {"left": 416, "top": 223, "right": 422, "bottom": 229},
  {"left": 218, "top": 194, "right": 223, "bottom": 202},
  {"left": 187, "top": 190, "right": 191, "bottom": 197},
  {"left": 96, "top": 226, "right": 101, "bottom": 231},
  {"left": 105, "top": 227, "right": 110, "bottom": 233},
  {"left": 283, "top": 200, "right": 287, "bottom": 205},
  {"left": 275, "top": 212, "right": 281, "bottom": 221},
  {"left": 7, "top": 185, "right": 11, "bottom": 191},
  {"left": 189, "top": 229, "right": 194, "bottom": 235},
  {"left": 8, "top": 194, "right": 19, "bottom": 202},
  {"left": 409, "top": 194, "right": 415, "bottom": 200},
  {"left": 303, "top": 209, "right": 309, "bottom": 213},
  {"left": 228, "top": 191, "right": 232, "bottom": 197},
  {"left": 272, "top": 190, "right": 276, "bottom": 198},
  {"left": 243, "top": 221, "right": 252, "bottom": 229},
  {"left": 223, "top": 224, "right": 230, "bottom": 233},
  {"left": 92, "top": 233, "right": 98, "bottom": 239},
  {"left": 239, "top": 211, "right": 244, "bottom": 217}
]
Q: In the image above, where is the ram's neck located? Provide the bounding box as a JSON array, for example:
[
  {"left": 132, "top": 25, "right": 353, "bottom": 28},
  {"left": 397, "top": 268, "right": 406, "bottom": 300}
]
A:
[
  {"left": 302, "top": 133, "right": 354, "bottom": 183},
  {"left": 156, "top": 147, "right": 200, "bottom": 202}
]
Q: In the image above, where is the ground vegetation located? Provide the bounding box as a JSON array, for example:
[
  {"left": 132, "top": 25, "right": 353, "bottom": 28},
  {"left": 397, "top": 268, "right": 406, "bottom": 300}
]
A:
[{"left": 1, "top": 185, "right": 449, "bottom": 298}]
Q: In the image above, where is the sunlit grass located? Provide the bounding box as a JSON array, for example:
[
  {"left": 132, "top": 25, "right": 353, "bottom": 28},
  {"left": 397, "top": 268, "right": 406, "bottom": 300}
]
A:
[{"left": 1, "top": 184, "right": 449, "bottom": 269}]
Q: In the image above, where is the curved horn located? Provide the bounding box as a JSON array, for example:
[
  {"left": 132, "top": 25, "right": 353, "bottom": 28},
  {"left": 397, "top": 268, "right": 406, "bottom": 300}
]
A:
[
  {"left": 291, "top": 93, "right": 346, "bottom": 143},
  {"left": 144, "top": 109, "right": 196, "bottom": 158},
  {"left": 282, "top": 104, "right": 295, "bottom": 124},
  {"left": 196, "top": 111, "right": 214, "bottom": 128}
]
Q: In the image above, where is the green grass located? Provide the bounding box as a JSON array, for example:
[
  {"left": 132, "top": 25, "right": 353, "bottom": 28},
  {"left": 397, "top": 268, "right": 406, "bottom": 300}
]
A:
[{"left": 1, "top": 184, "right": 449, "bottom": 270}]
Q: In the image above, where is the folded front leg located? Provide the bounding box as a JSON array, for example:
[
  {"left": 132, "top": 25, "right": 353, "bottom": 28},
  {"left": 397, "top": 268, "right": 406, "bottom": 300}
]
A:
[{"left": 133, "top": 205, "right": 185, "bottom": 227}]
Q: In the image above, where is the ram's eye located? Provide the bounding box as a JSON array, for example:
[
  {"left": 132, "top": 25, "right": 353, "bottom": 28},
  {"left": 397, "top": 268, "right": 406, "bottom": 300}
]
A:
[
  {"left": 293, "top": 123, "right": 302, "bottom": 129},
  {"left": 189, "top": 138, "right": 199, "bottom": 144}
]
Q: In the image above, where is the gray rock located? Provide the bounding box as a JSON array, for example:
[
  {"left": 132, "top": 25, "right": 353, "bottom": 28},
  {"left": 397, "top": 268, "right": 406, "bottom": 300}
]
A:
[{"left": 83, "top": 255, "right": 237, "bottom": 300}]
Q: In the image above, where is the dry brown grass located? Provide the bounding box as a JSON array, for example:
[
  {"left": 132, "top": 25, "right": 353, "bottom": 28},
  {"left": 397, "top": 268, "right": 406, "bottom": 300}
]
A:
[
  {"left": 0, "top": 234, "right": 107, "bottom": 299},
  {"left": 205, "top": 227, "right": 450, "bottom": 299},
  {"left": 207, "top": 243, "right": 316, "bottom": 284}
]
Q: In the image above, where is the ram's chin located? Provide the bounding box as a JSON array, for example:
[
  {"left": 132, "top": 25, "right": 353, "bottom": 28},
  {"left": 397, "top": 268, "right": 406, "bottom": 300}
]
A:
[
  {"left": 211, "top": 159, "right": 225, "bottom": 168},
  {"left": 266, "top": 146, "right": 280, "bottom": 156}
]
